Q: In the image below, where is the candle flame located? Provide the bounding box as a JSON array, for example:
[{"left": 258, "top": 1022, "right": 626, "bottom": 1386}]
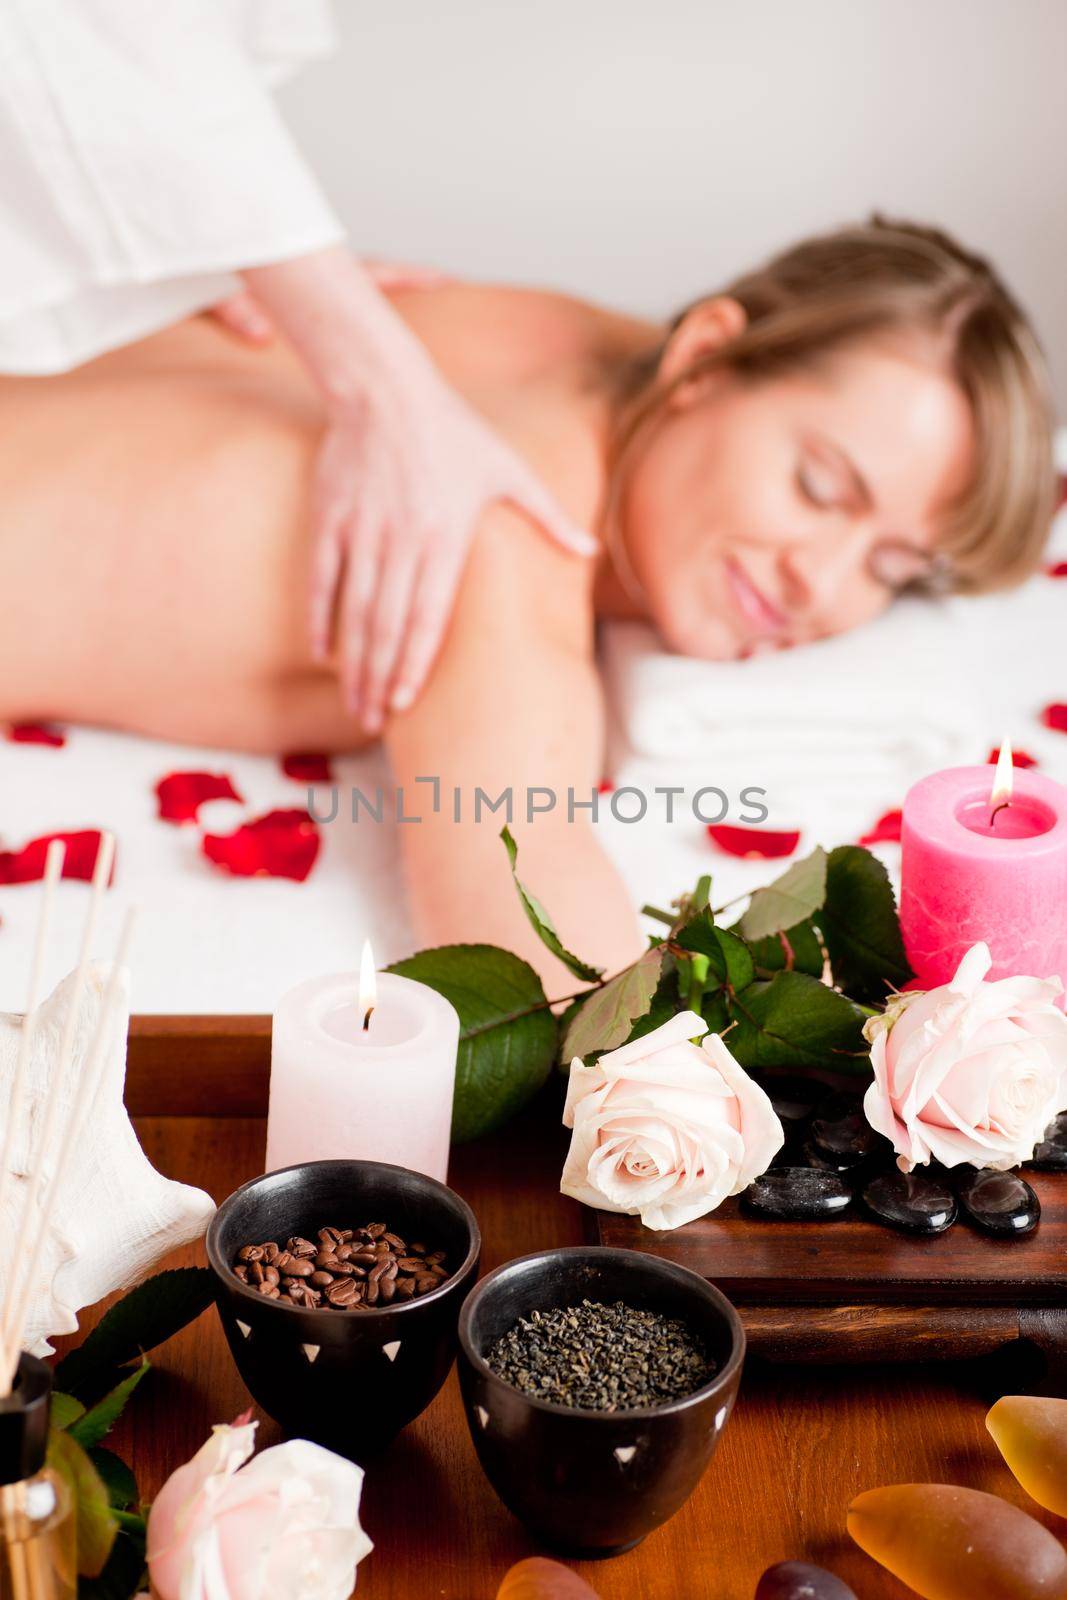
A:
[
  {"left": 359, "top": 938, "right": 377, "bottom": 1030},
  {"left": 990, "top": 740, "right": 1014, "bottom": 815}
]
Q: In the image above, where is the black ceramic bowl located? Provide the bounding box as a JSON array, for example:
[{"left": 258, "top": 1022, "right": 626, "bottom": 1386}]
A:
[
  {"left": 458, "top": 1246, "right": 745, "bottom": 1558},
  {"left": 206, "top": 1159, "right": 480, "bottom": 1460}
]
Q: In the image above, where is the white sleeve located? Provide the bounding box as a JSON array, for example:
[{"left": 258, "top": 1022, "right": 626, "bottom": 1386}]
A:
[{"left": 0, "top": 0, "right": 346, "bottom": 324}]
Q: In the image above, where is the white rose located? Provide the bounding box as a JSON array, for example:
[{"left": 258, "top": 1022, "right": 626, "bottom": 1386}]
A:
[
  {"left": 560, "top": 1010, "right": 783, "bottom": 1230},
  {"left": 863, "top": 942, "right": 1067, "bottom": 1172},
  {"left": 146, "top": 1420, "right": 373, "bottom": 1600}
]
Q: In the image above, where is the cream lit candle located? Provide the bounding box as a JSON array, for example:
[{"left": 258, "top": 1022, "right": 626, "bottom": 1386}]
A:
[
  {"left": 900, "top": 746, "right": 1067, "bottom": 995},
  {"left": 266, "top": 943, "right": 460, "bottom": 1181}
]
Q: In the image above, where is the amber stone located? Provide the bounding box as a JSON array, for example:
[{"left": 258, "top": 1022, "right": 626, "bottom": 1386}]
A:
[{"left": 987, "top": 1395, "right": 1067, "bottom": 1515}]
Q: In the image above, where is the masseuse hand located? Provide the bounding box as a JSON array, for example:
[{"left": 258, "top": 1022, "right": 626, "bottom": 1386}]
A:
[{"left": 242, "top": 247, "right": 596, "bottom": 732}]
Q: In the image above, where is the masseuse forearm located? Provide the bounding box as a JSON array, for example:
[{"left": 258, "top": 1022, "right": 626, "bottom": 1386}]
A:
[{"left": 243, "top": 245, "right": 435, "bottom": 411}]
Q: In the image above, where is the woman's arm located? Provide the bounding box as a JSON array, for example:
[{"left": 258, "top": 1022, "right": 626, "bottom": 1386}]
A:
[{"left": 383, "top": 504, "right": 645, "bottom": 993}]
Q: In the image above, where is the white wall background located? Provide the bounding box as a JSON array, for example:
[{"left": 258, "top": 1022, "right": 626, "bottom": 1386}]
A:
[{"left": 277, "top": 0, "right": 1067, "bottom": 408}]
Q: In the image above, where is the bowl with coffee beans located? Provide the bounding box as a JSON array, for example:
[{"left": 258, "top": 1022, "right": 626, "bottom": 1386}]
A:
[
  {"left": 457, "top": 1246, "right": 744, "bottom": 1557},
  {"left": 206, "top": 1158, "right": 480, "bottom": 1459}
]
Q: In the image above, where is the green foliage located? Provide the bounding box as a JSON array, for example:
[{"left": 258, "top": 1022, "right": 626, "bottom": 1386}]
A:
[
  {"left": 88, "top": 1447, "right": 138, "bottom": 1511},
  {"left": 79, "top": 1524, "right": 147, "bottom": 1600},
  {"left": 819, "top": 844, "right": 913, "bottom": 1000},
  {"left": 501, "top": 827, "right": 603, "bottom": 981},
  {"left": 387, "top": 944, "right": 558, "bottom": 1141},
  {"left": 738, "top": 848, "right": 828, "bottom": 941},
  {"left": 55, "top": 1268, "right": 214, "bottom": 1401},
  {"left": 676, "top": 912, "right": 755, "bottom": 992},
  {"left": 69, "top": 1363, "right": 149, "bottom": 1452},
  {"left": 745, "top": 918, "right": 826, "bottom": 977},
  {"left": 724, "top": 971, "right": 869, "bottom": 1071},
  {"left": 562, "top": 947, "right": 664, "bottom": 1063},
  {"left": 48, "top": 1426, "right": 117, "bottom": 1578},
  {"left": 51, "top": 1392, "right": 85, "bottom": 1430}
]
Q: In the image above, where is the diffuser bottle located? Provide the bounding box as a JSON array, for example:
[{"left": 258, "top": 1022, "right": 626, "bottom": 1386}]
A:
[{"left": 0, "top": 1353, "right": 75, "bottom": 1600}]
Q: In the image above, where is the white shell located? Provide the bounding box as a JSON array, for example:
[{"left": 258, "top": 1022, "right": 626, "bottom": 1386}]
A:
[
  {"left": 382, "top": 1340, "right": 401, "bottom": 1363},
  {"left": 0, "top": 965, "right": 216, "bottom": 1355},
  {"left": 614, "top": 1445, "right": 637, "bottom": 1465}
]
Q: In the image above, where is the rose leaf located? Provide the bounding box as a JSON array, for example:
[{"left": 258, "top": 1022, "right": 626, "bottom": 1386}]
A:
[
  {"left": 738, "top": 847, "right": 828, "bottom": 942},
  {"left": 745, "top": 918, "right": 826, "bottom": 977},
  {"left": 817, "top": 844, "right": 913, "bottom": 1001},
  {"left": 48, "top": 1426, "right": 118, "bottom": 1578},
  {"left": 501, "top": 827, "right": 603, "bottom": 982},
  {"left": 387, "top": 943, "right": 558, "bottom": 1142},
  {"left": 675, "top": 912, "right": 755, "bottom": 992},
  {"left": 726, "top": 970, "right": 869, "bottom": 1072},
  {"left": 562, "top": 948, "right": 665, "bottom": 1064}
]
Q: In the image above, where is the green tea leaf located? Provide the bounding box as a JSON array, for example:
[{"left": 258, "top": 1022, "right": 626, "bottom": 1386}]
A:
[
  {"left": 70, "top": 1363, "right": 149, "bottom": 1452},
  {"left": 387, "top": 944, "right": 558, "bottom": 1142},
  {"left": 676, "top": 913, "right": 755, "bottom": 992},
  {"left": 746, "top": 918, "right": 826, "bottom": 977},
  {"left": 562, "top": 948, "right": 664, "bottom": 1063},
  {"left": 88, "top": 1447, "right": 138, "bottom": 1511},
  {"left": 501, "top": 827, "right": 603, "bottom": 982},
  {"left": 725, "top": 971, "right": 868, "bottom": 1072},
  {"left": 818, "top": 844, "right": 913, "bottom": 1001},
  {"left": 51, "top": 1392, "right": 85, "bottom": 1430},
  {"left": 48, "top": 1426, "right": 117, "bottom": 1578},
  {"left": 80, "top": 1528, "right": 147, "bottom": 1600},
  {"left": 54, "top": 1268, "right": 215, "bottom": 1401},
  {"left": 738, "top": 847, "right": 828, "bottom": 942}
]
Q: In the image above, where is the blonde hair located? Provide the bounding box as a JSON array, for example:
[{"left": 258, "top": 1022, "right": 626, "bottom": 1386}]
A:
[{"left": 611, "top": 217, "right": 1057, "bottom": 593}]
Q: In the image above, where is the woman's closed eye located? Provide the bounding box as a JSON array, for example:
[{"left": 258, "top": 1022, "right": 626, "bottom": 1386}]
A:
[
  {"left": 867, "top": 538, "right": 953, "bottom": 594},
  {"left": 796, "top": 457, "right": 841, "bottom": 509}
]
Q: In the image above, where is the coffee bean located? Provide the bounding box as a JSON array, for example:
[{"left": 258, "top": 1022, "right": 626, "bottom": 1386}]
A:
[
  {"left": 288, "top": 1283, "right": 321, "bottom": 1309},
  {"left": 232, "top": 1219, "right": 452, "bottom": 1310}
]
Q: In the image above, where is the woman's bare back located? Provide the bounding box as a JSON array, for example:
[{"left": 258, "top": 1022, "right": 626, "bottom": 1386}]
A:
[{"left": 0, "top": 284, "right": 615, "bottom": 750}]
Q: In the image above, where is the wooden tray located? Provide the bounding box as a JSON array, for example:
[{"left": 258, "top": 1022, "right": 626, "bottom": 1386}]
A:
[
  {"left": 126, "top": 1019, "right": 1067, "bottom": 1369},
  {"left": 592, "top": 1183, "right": 1067, "bottom": 1367}
]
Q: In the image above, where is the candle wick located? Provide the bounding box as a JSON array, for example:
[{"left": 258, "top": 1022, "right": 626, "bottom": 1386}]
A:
[
  {"left": 362, "top": 1005, "right": 374, "bottom": 1032},
  {"left": 990, "top": 799, "right": 1011, "bottom": 826}
]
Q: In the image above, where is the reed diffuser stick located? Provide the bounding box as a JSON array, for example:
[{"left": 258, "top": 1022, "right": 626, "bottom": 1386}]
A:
[{"left": 0, "top": 833, "right": 114, "bottom": 1384}]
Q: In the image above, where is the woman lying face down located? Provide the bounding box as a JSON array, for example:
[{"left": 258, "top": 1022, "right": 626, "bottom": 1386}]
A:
[{"left": 0, "top": 218, "right": 1055, "bottom": 985}]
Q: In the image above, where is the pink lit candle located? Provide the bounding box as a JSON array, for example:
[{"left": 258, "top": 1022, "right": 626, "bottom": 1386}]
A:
[
  {"left": 900, "top": 745, "right": 1067, "bottom": 994},
  {"left": 266, "top": 941, "right": 459, "bottom": 1180}
]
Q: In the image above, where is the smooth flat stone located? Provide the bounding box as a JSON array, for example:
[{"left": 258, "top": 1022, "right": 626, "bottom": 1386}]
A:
[
  {"left": 957, "top": 1168, "right": 1040, "bottom": 1237},
  {"left": 763, "top": 1075, "right": 824, "bottom": 1134},
  {"left": 1027, "top": 1111, "right": 1067, "bottom": 1172},
  {"left": 862, "top": 1169, "right": 957, "bottom": 1235},
  {"left": 802, "top": 1138, "right": 868, "bottom": 1174},
  {"left": 741, "top": 1167, "right": 853, "bottom": 1221},
  {"left": 811, "top": 1091, "right": 878, "bottom": 1162},
  {"left": 756, "top": 1561, "right": 858, "bottom": 1600}
]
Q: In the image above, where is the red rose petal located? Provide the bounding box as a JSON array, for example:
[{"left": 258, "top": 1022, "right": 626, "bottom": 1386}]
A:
[
  {"left": 156, "top": 771, "right": 243, "bottom": 825},
  {"left": 597, "top": 778, "right": 614, "bottom": 794},
  {"left": 859, "top": 808, "right": 903, "bottom": 846},
  {"left": 5, "top": 722, "right": 66, "bottom": 748},
  {"left": 281, "top": 752, "right": 334, "bottom": 784},
  {"left": 1047, "top": 560, "right": 1067, "bottom": 579},
  {"left": 985, "top": 745, "right": 1038, "bottom": 769},
  {"left": 707, "top": 823, "right": 800, "bottom": 859},
  {"left": 202, "top": 808, "right": 320, "bottom": 882},
  {"left": 0, "top": 829, "right": 114, "bottom": 886},
  {"left": 1041, "top": 703, "right": 1067, "bottom": 733}
]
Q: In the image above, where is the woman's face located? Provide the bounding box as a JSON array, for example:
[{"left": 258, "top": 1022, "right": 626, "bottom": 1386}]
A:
[{"left": 620, "top": 316, "right": 975, "bottom": 660}]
